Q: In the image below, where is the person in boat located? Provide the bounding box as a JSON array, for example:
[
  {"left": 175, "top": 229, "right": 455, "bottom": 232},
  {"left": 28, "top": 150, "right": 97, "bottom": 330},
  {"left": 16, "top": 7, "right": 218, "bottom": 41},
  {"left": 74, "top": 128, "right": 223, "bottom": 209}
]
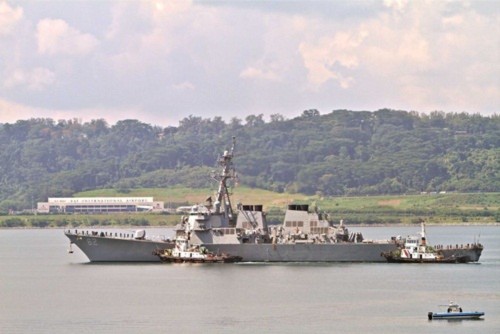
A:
[{"left": 447, "top": 306, "right": 463, "bottom": 312}]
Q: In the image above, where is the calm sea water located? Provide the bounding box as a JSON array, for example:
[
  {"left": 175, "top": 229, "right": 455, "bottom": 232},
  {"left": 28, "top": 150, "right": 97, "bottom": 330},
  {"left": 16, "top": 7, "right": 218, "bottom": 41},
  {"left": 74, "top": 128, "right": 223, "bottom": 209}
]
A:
[{"left": 1, "top": 225, "right": 499, "bottom": 334}]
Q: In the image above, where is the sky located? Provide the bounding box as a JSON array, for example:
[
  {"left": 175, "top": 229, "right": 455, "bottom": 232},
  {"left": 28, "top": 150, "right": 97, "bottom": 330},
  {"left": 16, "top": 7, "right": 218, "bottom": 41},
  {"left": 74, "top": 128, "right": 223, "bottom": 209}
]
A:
[{"left": 0, "top": 0, "right": 498, "bottom": 127}]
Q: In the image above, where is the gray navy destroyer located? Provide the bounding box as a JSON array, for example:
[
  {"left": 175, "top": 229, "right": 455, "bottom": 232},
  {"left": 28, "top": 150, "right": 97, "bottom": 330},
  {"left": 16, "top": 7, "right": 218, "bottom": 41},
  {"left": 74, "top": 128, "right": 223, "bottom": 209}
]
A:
[{"left": 65, "top": 137, "right": 482, "bottom": 263}]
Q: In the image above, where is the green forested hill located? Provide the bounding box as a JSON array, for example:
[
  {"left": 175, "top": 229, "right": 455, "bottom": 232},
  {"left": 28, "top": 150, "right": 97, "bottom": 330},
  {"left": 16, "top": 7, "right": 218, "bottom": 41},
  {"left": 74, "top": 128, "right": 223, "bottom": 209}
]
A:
[{"left": 0, "top": 109, "right": 499, "bottom": 211}]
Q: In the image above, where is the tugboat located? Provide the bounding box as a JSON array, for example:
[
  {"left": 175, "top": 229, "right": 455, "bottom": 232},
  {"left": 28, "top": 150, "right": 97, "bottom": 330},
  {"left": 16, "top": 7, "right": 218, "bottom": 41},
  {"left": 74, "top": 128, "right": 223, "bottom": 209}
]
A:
[
  {"left": 382, "top": 223, "right": 469, "bottom": 263},
  {"left": 153, "top": 236, "right": 242, "bottom": 264},
  {"left": 428, "top": 302, "right": 485, "bottom": 320}
]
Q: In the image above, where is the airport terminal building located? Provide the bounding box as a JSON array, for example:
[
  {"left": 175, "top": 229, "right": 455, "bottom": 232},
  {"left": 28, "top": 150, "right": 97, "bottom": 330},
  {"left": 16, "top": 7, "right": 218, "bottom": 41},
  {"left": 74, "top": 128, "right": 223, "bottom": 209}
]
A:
[{"left": 37, "top": 197, "right": 164, "bottom": 214}]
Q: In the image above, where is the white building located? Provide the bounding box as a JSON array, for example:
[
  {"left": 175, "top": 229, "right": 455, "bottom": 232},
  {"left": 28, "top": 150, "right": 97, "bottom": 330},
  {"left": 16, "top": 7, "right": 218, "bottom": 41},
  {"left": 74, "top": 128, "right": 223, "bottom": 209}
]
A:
[{"left": 37, "top": 197, "right": 164, "bottom": 214}]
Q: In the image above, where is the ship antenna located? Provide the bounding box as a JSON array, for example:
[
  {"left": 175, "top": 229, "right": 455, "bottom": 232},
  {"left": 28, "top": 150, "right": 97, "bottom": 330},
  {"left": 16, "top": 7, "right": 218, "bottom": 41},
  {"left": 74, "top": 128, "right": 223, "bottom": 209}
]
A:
[
  {"left": 230, "top": 136, "right": 236, "bottom": 155},
  {"left": 420, "top": 222, "right": 426, "bottom": 239},
  {"left": 213, "top": 137, "right": 236, "bottom": 222}
]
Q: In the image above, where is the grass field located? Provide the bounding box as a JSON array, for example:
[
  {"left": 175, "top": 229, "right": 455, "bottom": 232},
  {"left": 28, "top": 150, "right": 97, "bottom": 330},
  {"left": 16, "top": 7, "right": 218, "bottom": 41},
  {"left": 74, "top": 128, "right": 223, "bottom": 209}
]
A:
[
  {"left": 79, "top": 189, "right": 500, "bottom": 225},
  {"left": 77, "top": 186, "right": 313, "bottom": 208},
  {"left": 1, "top": 189, "right": 498, "bottom": 227},
  {"left": 315, "top": 193, "right": 499, "bottom": 224}
]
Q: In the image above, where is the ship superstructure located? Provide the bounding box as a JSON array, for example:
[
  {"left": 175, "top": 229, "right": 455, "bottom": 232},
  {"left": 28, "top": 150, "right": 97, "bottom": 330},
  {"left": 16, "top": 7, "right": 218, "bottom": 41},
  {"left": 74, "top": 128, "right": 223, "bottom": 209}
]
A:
[{"left": 157, "top": 137, "right": 395, "bottom": 262}]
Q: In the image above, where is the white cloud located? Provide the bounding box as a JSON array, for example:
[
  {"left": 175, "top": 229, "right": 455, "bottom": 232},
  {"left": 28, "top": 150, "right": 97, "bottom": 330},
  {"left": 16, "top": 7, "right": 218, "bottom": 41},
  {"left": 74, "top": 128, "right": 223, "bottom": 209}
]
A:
[
  {"left": 36, "top": 19, "right": 99, "bottom": 55},
  {"left": 0, "top": 1, "right": 498, "bottom": 128},
  {"left": 244, "top": 14, "right": 307, "bottom": 83},
  {"left": 150, "top": 0, "right": 192, "bottom": 18},
  {"left": 0, "top": 97, "right": 173, "bottom": 126},
  {"left": 102, "top": 1, "right": 195, "bottom": 75},
  {"left": 299, "top": 30, "right": 366, "bottom": 88},
  {"left": 383, "top": 0, "right": 409, "bottom": 12},
  {"left": 442, "top": 14, "right": 464, "bottom": 28},
  {"left": 172, "top": 81, "right": 195, "bottom": 91},
  {"left": 296, "top": 1, "right": 498, "bottom": 113},
  {"left": 4, "top": 67, "right": 55, "bottom": 90},
  {"left": 360, "top": 2, "right": 498, "bottom": 112},
  {"left": 0, "top": 1, "right": 23, "bottom": 35},
  {"left": 0, "top": 98, "right": 66, "bottom": 122},
  {"left": 240, "top": 67, "right": 280, "bottom": 82}
]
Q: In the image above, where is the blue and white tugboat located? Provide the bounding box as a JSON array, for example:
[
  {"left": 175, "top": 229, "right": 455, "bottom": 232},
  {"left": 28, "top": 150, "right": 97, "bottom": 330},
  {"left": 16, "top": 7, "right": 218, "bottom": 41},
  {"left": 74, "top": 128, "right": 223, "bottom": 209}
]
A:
[{"left": 428, "top": 302, "right": 485, "bottom": 320}]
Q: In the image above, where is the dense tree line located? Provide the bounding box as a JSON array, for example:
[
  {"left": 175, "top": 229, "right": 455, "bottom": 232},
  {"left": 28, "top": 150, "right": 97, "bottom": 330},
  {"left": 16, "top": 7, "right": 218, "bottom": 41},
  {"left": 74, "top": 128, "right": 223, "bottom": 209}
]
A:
[{"left": 0, "top": 109, "right": 498, "bottom": 211}]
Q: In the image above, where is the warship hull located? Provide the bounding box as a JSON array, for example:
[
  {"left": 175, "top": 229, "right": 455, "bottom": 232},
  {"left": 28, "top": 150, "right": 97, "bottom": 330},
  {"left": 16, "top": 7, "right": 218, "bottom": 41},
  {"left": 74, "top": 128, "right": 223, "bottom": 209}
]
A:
[
  {"left": 65, "top": 232, "right": 170, "bottom": 262},
  {"left": 204, "top": 242, "right": 398, "bottom": 262},
  {"left": 65, "top": 232, "right": 481, "bottom": 263},
  {"left": 439, "top": 247, "right": 483, "bottom": 262},
  {"left": 65, "top": 232, "right": 398, "bottom": 262}
]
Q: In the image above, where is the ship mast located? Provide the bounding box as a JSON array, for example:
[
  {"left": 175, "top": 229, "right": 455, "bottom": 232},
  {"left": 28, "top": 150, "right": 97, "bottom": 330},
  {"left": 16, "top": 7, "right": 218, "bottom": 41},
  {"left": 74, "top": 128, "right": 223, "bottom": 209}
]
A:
[{"left": 213, "top": 136, "right": 236, "bottom": 222}]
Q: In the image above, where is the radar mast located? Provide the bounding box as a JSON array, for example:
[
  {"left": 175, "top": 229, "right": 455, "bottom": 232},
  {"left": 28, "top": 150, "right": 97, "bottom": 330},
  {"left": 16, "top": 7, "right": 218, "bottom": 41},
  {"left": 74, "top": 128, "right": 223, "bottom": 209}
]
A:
[{"left": 213, "top": 137, "right": 236, "bottom": 223}]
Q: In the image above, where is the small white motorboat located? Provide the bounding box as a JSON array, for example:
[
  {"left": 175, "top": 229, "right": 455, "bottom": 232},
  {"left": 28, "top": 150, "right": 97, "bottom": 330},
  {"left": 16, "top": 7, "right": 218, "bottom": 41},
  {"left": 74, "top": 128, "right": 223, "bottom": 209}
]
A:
[{"left": 428, "top": 302, "right": 485, "bottom": 320}]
